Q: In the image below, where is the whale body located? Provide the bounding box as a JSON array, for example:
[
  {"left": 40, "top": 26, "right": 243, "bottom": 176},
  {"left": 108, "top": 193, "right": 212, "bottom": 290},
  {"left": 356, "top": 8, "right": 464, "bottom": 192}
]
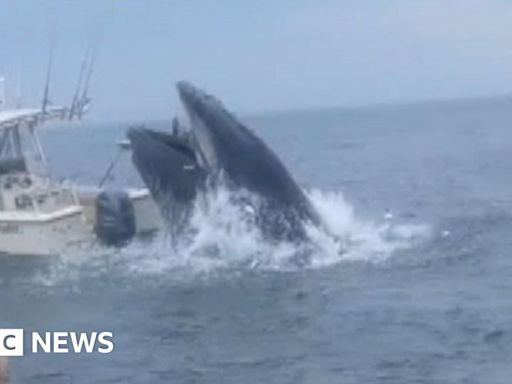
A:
[{"left": 128, "top": 82, "right": 324, "bottom": 241}]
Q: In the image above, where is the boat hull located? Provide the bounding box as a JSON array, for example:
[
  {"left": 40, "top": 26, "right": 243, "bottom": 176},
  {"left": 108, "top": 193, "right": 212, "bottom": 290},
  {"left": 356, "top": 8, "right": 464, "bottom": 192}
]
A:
[{"left": 0, "top": 207, "right": 92, "bottom": 256}]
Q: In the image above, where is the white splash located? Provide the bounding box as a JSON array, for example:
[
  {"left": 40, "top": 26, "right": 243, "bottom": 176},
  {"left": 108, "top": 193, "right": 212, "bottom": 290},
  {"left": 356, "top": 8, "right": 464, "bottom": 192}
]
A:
[
  {"left": 112, "top": 187, "right": 429, "bottom": 276},
  {"left": 23, "top": 187, "right": 429, "bottom": 288}
]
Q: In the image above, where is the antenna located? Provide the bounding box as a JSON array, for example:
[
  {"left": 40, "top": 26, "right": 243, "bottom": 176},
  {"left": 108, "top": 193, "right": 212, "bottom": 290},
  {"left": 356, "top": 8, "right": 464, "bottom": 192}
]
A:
[
  {"left": 41, "top": 45, "right": 53, "bottom": 114},
  {"left": 15, "top": 69, "right": 23, "bottom": 108}
]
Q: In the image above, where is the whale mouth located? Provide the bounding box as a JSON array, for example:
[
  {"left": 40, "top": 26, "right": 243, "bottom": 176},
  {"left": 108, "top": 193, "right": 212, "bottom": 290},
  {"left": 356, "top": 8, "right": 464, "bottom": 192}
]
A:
[
  {"left": 127, "top": 127, "right": 197, "bottom": 161},
  {"left": 127, "top": 127, "right": 206, "bottom": 209},
  {"left": 176, "top": 82, "right": 222, "bottom": 173}
]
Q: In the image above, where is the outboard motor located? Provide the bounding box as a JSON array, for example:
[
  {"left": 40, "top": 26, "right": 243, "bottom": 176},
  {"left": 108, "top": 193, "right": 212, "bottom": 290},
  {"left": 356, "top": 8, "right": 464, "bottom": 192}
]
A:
[{"left": 95, "top": 190, "right": 136, "bottom": 246}]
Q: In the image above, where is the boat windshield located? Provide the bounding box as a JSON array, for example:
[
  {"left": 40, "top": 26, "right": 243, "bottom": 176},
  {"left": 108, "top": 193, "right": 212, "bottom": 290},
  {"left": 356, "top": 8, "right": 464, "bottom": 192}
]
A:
[
  {"left": 0, "top": 125, "right": 46, "bottom": 176},
  {"left": 0, "top": 157, "right": 26, "bottom": 176}
]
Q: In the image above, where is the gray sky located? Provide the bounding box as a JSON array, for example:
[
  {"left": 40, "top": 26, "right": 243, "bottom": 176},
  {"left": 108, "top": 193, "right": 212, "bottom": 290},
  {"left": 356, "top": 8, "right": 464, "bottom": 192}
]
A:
[{"left": 1, "top": 0, "right": 512, "bottom": 122}]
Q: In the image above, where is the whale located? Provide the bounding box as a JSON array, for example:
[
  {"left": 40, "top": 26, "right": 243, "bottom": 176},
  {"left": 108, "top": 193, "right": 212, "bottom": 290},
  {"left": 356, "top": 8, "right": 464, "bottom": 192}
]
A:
[{"left": 128, "top": 81, "right": 325, "bottom": 241}]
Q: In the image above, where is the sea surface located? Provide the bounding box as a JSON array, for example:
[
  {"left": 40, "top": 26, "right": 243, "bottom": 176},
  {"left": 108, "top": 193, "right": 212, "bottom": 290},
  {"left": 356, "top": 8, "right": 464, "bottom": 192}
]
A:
[{"left": 2, "top": 96, "right": 512, "bottom": 383}]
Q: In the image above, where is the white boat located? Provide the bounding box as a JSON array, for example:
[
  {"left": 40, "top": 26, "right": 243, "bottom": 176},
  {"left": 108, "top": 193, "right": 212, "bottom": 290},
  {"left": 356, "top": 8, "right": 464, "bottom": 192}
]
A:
[{"left": 0, "top": 78, "right": 161, "bottom": 256}]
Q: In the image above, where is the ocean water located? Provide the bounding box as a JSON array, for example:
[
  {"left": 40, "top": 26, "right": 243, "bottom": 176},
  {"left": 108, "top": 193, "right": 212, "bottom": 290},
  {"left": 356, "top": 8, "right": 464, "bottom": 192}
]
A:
[{"left": 2, "top": 96, "right": 512, "bottom": 383}]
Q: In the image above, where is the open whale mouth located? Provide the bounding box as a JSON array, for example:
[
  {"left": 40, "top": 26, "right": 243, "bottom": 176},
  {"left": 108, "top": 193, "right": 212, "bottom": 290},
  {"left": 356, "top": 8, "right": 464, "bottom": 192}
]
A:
[
  {"left": 127, "top": 127, "right": 197, "bottom": 162},
  {"left": 127, "top": 127, "right": 205, "bottom": 205},
  {"left": 176, "top": 81, "right": 228, "bottom": 173}
]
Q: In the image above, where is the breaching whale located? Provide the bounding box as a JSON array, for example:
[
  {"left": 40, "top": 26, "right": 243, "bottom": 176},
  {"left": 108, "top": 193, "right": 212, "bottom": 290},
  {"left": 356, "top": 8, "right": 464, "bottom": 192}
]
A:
[{"left": 128, "top": 81, "right": 324, "bottom": 241}]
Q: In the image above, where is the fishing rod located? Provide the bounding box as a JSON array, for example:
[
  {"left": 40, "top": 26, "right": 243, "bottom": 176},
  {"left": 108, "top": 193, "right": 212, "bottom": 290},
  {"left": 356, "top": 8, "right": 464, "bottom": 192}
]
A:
[{"left": 69, "top": 47, "right": 90, "bottom": 120}]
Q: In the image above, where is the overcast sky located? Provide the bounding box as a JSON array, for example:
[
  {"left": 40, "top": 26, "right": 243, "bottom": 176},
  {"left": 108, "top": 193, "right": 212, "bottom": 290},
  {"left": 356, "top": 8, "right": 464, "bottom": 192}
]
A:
[{"left": 1, "top": 0, "right": 512, "bottom": 122}]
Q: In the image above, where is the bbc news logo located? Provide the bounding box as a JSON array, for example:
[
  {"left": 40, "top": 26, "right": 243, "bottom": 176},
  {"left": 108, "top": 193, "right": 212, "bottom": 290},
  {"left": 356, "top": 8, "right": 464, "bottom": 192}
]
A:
[{"left": 0, "top": 329, "right": 114, "bottom": 357}]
